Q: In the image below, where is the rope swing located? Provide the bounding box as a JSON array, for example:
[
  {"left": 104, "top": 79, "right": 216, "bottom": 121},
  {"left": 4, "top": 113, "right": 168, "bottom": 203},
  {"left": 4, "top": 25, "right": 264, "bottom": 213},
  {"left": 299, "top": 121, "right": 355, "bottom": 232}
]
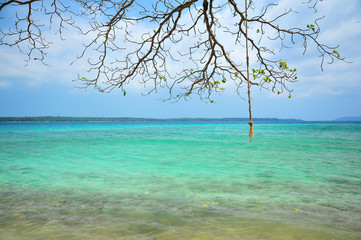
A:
[{"left": 245, "top": 0, "right": 254, "bottom": 143}]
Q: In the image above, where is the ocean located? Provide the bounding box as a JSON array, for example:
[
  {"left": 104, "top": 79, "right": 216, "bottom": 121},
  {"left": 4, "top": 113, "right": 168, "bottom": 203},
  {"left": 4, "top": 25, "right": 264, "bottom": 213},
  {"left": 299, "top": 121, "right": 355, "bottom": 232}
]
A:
[{"left": 0, "top": 122, "right": 360, "bottom": 239}]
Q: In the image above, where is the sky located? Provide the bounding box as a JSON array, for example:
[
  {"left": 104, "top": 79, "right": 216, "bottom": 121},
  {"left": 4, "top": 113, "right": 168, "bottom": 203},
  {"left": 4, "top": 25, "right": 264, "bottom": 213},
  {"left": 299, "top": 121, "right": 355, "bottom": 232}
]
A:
[{"left": 0, "top": 0, "right": 360, "bottom": 121}]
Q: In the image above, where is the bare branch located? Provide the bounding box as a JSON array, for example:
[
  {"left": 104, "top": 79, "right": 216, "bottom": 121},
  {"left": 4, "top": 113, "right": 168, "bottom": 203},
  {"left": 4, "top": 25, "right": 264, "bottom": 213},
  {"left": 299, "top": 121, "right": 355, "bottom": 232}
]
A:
[{"left": 0, "top": 0, "right": 346, "bottom": 102}]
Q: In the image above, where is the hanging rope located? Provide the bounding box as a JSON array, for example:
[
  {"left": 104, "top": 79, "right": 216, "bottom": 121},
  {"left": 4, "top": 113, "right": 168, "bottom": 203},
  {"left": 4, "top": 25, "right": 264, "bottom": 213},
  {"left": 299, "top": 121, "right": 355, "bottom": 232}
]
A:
[{"left": 245, "top": 0, "right": 253, "bottom": 143}]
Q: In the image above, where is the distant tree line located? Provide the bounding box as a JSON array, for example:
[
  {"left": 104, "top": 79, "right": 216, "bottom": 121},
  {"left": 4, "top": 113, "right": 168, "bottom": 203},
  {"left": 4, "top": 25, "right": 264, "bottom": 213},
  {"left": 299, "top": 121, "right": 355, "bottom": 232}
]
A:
[{"left": 0, "top": 116, "right": 305, "bottom": 123}]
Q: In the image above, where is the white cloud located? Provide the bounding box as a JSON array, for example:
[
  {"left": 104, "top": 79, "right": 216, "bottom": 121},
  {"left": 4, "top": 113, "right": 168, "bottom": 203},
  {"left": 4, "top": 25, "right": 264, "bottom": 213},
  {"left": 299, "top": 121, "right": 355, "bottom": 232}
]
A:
[
  {"left": 296, "top": 88, "right": 343, "bottom": 99},
  {"left": 256, "top": 0, "right": 361, "bottom": 99},
  {"left": 0, "top": 80, "right": 11, "bottom": 88}
]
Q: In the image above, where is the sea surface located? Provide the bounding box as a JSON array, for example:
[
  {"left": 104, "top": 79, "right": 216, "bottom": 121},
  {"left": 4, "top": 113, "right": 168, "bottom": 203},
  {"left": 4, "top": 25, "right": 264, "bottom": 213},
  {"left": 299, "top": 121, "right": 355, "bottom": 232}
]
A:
[{"left": 0, "top": 122, "right": 360, "bottom": 240}]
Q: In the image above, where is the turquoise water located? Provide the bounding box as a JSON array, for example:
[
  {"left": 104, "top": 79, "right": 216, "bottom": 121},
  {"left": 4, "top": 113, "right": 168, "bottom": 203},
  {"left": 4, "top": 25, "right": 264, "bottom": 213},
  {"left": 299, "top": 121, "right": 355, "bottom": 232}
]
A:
[{"left": 0, "top": 122, "right": 360, "bottom": 240}]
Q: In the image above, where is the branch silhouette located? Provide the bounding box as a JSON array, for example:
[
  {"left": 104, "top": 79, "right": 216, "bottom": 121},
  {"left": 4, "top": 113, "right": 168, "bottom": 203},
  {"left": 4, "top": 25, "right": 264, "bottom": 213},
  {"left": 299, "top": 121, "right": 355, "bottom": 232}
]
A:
[{"left": 0, "top": 0, "right": 344, "bottom": 101}]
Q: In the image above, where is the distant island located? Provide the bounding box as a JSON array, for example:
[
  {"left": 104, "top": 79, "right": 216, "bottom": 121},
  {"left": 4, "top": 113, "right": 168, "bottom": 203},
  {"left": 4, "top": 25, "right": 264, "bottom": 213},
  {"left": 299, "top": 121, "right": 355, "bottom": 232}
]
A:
[
  {"left": 333, "top": 116, "right": 361, "bottom": 122},
  {"left": 0, "top": 116, "right": 305, "bottom": 123}
]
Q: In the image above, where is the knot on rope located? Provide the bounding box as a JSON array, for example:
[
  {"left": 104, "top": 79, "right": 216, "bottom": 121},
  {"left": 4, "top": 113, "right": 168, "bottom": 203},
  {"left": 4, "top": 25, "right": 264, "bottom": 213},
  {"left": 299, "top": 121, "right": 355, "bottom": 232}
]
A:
[{"left": 248, "top": 121, "right": 254, "bottom": 143}]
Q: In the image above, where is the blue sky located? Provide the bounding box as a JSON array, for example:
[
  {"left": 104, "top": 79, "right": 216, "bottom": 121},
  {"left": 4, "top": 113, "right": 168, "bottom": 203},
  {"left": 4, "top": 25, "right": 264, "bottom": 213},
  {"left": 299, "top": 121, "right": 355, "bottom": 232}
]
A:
[{"left": 0, "top": 0, "right": 360, "bottom": 121}]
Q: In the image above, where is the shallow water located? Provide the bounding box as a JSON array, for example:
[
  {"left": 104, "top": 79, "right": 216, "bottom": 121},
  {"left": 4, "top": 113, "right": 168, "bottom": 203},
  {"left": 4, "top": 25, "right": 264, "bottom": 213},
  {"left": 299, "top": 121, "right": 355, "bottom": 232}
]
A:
[{"left": 0, "top": 122, "right": 360, "bottom": 239}]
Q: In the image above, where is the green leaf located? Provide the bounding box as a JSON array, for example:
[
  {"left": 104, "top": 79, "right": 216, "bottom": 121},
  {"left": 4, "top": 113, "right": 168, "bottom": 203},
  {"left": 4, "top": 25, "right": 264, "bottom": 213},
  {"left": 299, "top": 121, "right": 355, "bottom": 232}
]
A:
[
  {"left": 256, "top": 29, "right": 260, "bottom": 33},
  {"left": 263, "top": 77, "right": 271, "bottom": 82},
  {"left": 177, "top": 95, "right": 179, "bottom": 97},
  {"left": 214, "top": 80, "right": 220, "bottom": 84},
  {"left": 190, "top": 68, "right": 194, "bottom": 71},
  {"left": 288, "top": 94, "right": 291, "bottom": 99},
  {"left": 307, "top": 24, "right": 316, "bottom": 32},
  {"left": 153, "top": 30, "right": 156, "bottom": 33},
  {"left": 333, "top": 50, "right": 340, "bottom": 58},
  {"left": 210, "top": 100, "right": 214, "bottom": 103},
  {"left": 82, "top": 77, "right": 86, "bottom": 80},
  {"left": 222, "top": 78, "right": 226, "bottom": 83},
  {"left": 123, "top": 91, "right": 126, "bottom": 96}
]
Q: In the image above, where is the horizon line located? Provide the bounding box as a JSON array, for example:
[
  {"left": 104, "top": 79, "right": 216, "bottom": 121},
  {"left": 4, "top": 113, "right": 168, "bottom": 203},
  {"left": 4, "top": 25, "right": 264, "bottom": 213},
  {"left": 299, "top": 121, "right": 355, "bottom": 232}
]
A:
[{"left": 0, "top": 116, "right": 360, "bottom": 123}]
